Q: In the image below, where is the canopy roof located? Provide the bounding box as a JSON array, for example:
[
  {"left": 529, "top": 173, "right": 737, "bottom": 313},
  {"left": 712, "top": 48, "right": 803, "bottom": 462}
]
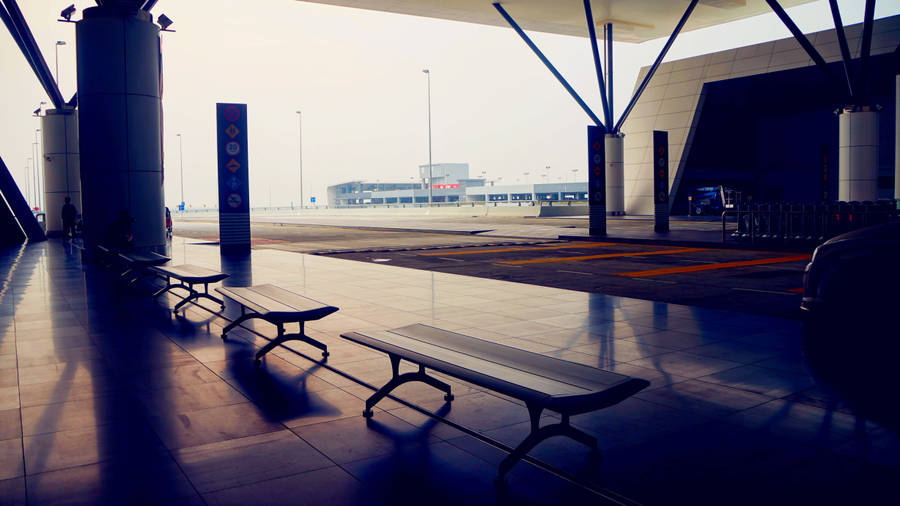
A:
[{"left": 296, "top": 0, "right": 815, "bottom": 43}]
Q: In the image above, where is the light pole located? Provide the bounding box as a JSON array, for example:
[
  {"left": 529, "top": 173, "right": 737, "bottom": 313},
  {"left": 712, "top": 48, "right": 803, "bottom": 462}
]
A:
[
  {"left": 176, "top": 133, "right": 184, "bottom": 209},
  {"left": 296, "top": 110, "right": 303, "bottom": 210},
  {"left": 423, "top": 69, "right": 433, "bottom": 205},
  {"left": 34, "top": 129, "right": 41, "bottom": 210},
  {"left": 23, "top": 164, "right": 30, "bottom": 207},
  {"left": 544, "top": 165, "right": 550, "bottom": 182},
  {"left": 26, "top": 157, "right": 33, "bottom": 208},
  {"left": 54, "top": 41, "right": 66, "bottom": 85}
]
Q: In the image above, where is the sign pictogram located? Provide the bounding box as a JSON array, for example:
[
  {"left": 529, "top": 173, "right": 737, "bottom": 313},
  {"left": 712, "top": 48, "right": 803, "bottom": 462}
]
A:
[
  {"left": 224, "top": 105, "right": 240, "bottom": 122},
  {"left": 227, "top": 192, "right": 242, "bottom": 208},
  {"left": 225, "top": 141, "right": 241, "bottom": 156},
  {"left": 227, "top": 175, "right": 241, "bottom": 191},
  {"left": 226, "top": 124, "right": 240, "bottom": 138},
  {"left": 226, "top": 159, "right": 241, "bottom": 172}
]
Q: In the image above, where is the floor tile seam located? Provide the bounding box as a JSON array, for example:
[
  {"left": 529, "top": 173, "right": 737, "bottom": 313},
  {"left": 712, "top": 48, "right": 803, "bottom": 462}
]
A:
[
  {"left": 13, "top": 341, "right": 28, "bottom": 502},
  {"left": 633, "top": 378, "right": 776, "bottom": 415},
  {"left": 715, "top": 414, "right": 865, "bottom": 447},
  {"left": 195, "top": 461, "right": 347, "bottom": 498},
  {"left": 676, "top": 351, "right": 779, "bottom": 368}
]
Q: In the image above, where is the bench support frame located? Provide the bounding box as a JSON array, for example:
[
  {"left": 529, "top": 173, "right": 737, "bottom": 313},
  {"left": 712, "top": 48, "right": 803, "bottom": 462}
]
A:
[
  {"left": 222, "top": 312, "right": 329, "bottom": 364},
  {"left": 154, "top": 277, "right": 225, "bottom": 313},
  {"left": 363, "top": 354, "right": 454, "bottom": 418},
  {"left": 496, "top": 404, "right": 598, "bottom": 482}
]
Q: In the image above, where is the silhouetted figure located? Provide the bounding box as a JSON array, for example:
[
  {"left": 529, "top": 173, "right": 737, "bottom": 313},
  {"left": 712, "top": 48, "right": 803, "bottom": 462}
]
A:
[
  {"left": 61, "top": 197, "right": 77, "bottom": 240},
  {"left": 104, "top": 210, "right": 134, "bottom": 251}
]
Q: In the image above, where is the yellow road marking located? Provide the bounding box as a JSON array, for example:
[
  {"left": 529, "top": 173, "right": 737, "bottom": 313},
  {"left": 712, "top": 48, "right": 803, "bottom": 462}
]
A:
[
  {"left": 419, "top": 242, "right": 615, "bottom": 256},
  {"left": 616, "top": 254, "right": 811, "bottom": 278},
  {"left": 499, "top": 247, "right": 710, "bottom": 265}
]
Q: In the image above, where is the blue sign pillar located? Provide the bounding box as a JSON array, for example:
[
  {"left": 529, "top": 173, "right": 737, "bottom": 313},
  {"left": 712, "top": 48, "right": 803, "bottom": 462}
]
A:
[
  {"left": 588, "top": 125, "right": 607, "bottom": 236},
  {"left": 653, "top": 130, "right": 670, "bottom": 233},
  {"left": 216, "top": 103, "right": 250, "bottom": 253}
]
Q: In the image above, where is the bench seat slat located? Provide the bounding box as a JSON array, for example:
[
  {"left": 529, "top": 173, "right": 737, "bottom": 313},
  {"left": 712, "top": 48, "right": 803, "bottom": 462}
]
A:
[
  {"left": 217, "top": 285, "right": 338, "bottom": 323},
  {"left": 247, "top": 284, "right": 333, "bottom": 313},
  {"left": 354, "top": 329, "right": 593, "bottom": 398},
  {"left": 389, "top": 324, "right": 628, "bottom": 390},
  {"left": 151, "top": 264, "right": 228, "bottom": 284}
]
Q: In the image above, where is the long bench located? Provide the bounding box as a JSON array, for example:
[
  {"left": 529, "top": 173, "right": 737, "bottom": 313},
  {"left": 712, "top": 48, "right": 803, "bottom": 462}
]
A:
[
  {"left": 118, "top": 250, "right": 171, "bottom": 285},
  {"left": 151, "top": 264, "right": 229, "bottom": 313},
  {"left": 341, "top": 323, "right": 650, "bottom": 481},
  {"left": 217, "top": 284, "right": 339, "bottom": 364}
]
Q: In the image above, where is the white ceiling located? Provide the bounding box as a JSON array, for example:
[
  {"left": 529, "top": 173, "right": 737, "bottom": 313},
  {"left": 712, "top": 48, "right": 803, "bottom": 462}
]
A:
[{"left": 296, "top": 0, "right": 816, "bottom": 43}]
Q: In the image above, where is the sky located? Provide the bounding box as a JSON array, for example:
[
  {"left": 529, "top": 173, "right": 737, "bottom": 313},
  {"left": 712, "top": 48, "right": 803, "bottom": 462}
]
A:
[{"left": 2, "top": 0, "right": 898, "bottom": 209}]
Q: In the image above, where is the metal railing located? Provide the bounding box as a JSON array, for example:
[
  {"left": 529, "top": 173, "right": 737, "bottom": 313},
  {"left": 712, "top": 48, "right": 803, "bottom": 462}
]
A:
[{"left": 722, "top": 200, "right": 899, "bottom": 246}]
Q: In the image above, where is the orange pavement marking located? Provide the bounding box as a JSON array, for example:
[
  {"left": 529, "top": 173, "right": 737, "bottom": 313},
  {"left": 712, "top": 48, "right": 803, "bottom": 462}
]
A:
[
  {"left": 499, "top": 247, "right": 710, "bottom": 265},
  {"left": 419, "top": 242, "right": 616, "bottom": 256},
  {"left": 786, "top": 288, "right": 805, "bottom": 293},
  {"left": 616, "top": 254, "right": 812, "bottom": 278}
]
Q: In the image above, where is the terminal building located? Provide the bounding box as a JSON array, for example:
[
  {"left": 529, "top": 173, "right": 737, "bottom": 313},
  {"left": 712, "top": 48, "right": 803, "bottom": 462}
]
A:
[{"left": 327, "top": 163, "right": 588, "bottom": 205}]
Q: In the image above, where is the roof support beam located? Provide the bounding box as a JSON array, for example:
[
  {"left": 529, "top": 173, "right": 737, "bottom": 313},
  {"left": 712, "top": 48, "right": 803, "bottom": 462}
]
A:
[
  {"left": 1, "top": 0, "right": 65, "bottom": 109},
  {"left": 614, "top": 0, "right": 698, "bottom": 133},
  {"left": 0, "top": 2, "right": 39, "bottom": 78},
  {"left": 858, "top": 0, "right": 876, "bottom": 104},
  {"left": 583, "top": 0, "right": 612, "bottom": 129},
  {"left": 765, "top": 0, "right": 848, "bottom": 102},
  {"left": 606, "top": 23, "right": 613, "bottom": 124},
  {"left": 492, "top": 2, "right": 603, "bottom": 127},
  {"left": 828, "top": 0, "right": 855, "bottom": 99}
]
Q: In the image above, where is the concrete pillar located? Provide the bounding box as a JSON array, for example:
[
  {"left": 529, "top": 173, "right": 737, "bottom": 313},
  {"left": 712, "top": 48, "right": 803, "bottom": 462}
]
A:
[
  {"left": 895, "top": 75, "right": 899, "bottom": 200},
  {"left": 41, "top": 108, "right": 80, "bottom": 236},
  {"left": 838, "top": 109, "right": 879, "bottom": 202},
  {"left": 605, "top": 133, "right": 625, "bottom": 215},
  {"left": 76, "top": 5, "right": 165, "bottom": 252}
]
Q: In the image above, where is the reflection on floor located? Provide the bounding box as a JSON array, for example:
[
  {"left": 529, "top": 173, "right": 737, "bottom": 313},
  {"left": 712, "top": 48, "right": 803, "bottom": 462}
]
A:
[{"left": 0, "top": 238, "right": 896, "bottom": 505}]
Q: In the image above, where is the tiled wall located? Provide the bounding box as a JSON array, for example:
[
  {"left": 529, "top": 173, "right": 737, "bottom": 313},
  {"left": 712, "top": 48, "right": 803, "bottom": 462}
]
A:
[{"left": 622, "top": 14, "right": 900, "bottom": 215}]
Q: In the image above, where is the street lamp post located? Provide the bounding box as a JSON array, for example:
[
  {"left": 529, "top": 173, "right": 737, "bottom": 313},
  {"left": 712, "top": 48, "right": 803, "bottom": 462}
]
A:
[
  {"left": 296, "top": 110, "right": 303, "bottom": 210},
  {"left": 34, "top": 129, "right": 42, "bottom": 210},
  {"left": 26, "top": 157, "right": 33, "bottom": 207},
  {"left": 54, "top": 41, "right": 66, "bottom": 85},
  {"left": 176, "top": 133, "right": 184, "bottom": 209},
  {"left": 423, "top": 69, "right": 433, "bottom": 205}
]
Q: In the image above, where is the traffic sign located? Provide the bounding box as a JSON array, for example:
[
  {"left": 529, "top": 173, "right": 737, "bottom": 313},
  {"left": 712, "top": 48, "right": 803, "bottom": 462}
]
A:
[
  {"left": 227, "top": 192, "right": 242, "bottom": 208},
  {"left": 225, "top": 141, "right": 241, "bottom": 156},
  {"left": 224, "top": 105, "right": 240, "bottom": 122},
  {"left": 226, "top": 159, "right": 240, "bottom": 172},
  {"left": 225, "top": 124, "right": 240, "bottom": 138}
]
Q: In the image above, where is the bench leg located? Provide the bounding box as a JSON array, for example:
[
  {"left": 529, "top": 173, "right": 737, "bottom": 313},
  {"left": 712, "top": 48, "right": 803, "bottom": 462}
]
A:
[
  {"left": 221, "top": 311, "right": 259, "bottom": 338},
  {"left": 254, "top": 322, "right": 328, "bottom": 365},
  {"left": 153, "top": 276, "right": 173, "bottom": 297},
  {"left": 172, "top": 285, "right": 199, "bottom": 313},
  {"left": 495, "top": 407, "right": 598, "bottom": 483},
  {"left": 363, "top": 357, "right": 453, "bottom": 418}
]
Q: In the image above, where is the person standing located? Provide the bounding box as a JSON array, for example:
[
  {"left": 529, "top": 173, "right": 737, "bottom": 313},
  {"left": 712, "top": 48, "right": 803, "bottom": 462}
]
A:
[{"left": 61, "top": 197, "right": 77, "bottom": 240}]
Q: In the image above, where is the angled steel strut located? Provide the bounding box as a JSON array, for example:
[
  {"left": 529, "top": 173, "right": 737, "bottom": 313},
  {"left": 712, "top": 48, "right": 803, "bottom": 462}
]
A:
[{"left": 492, "top": 2, "right": 603, "bottom": 128}]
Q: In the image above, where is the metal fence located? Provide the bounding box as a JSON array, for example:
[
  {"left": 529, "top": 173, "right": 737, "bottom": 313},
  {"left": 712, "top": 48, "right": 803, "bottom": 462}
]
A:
[{"left": 722, "top": 200, "right": 899, "bottom": 246}]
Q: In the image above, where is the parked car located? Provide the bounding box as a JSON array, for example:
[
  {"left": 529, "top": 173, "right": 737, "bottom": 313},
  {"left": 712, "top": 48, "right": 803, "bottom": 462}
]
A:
[{"left": 801, "top": 220, "right": 900, "bottom": 433}]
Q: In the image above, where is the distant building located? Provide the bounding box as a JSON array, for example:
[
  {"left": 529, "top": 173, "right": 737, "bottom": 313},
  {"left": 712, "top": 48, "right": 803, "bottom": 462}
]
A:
[{"left": 329, "top": 163, "right": 489, "bottom": 205}]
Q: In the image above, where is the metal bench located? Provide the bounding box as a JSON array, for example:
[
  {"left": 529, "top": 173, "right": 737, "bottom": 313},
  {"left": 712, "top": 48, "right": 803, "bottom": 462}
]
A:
[
  {"left": 117, "top": 251, "right": 170, "bottom": 285},
  {"left": 341, "top": 323, "right": 650, "bottom": 481},
  {"left": 217, "top": 284, "right": 339, "bottom": 364},
  {"left": 150, "top": 264, "right": 229, "bottom": 313}
]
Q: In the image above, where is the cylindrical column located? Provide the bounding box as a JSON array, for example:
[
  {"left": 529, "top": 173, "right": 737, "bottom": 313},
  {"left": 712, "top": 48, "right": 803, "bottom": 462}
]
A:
[
  {"left": 605, "top": 133, "right": 625, "bottom": 215},
  {"left": 41, "top": 108, "right": 80, "bottom": 236},
  {"left": 76, "top": 5, "right": 164, "bottom": 251},
  {"left": 895, "top": 75, "right": 899, "bottom": 200},
  {"left": 838, "top": 109, "right": 879, "bottom": 202}
]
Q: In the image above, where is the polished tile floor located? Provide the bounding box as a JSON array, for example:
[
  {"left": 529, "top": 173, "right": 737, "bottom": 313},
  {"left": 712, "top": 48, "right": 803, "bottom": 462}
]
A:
[{"left": 0, "top": 239, "right": 897, "bottom": 505}]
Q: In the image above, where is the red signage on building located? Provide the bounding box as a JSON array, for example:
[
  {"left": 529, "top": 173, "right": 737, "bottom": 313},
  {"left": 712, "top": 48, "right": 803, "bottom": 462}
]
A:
[{"left": 433, "top": 184, "right": 459, "bottom": 189}]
